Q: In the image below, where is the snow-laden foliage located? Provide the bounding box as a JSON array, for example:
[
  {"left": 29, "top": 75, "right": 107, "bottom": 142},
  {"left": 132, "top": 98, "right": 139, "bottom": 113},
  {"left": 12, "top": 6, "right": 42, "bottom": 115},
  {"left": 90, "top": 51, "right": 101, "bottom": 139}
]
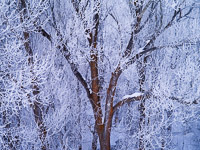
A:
[{"left": 1, "top": 0, "right": 200, "bottom": 150}]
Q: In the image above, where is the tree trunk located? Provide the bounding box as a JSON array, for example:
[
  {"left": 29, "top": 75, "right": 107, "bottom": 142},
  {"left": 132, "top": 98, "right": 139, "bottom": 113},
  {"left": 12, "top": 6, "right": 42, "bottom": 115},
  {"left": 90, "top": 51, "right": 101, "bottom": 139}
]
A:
[
  {"left": 139, "top": 99, "right": 145, "bottom": 150},
  {"left": 97, "top": 66, "right": 122, "bottom": 150},
  {"left": 19, "top": 1, "right": 48, "bottom": 149},
  {"left": 137, "top": 56, "right": 147, "bottom": 150},
  {"left": 99, "top": 134, "right": 111, "bottom": 150},
  {"left": 98, "top": 125, "right": 112, "bottom": 150}
]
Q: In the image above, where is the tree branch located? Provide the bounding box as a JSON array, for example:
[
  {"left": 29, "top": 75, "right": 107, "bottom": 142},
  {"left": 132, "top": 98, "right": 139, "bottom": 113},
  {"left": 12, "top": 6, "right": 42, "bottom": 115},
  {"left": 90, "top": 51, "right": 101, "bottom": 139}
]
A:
[
  {"left": 122, "top": 32, "right": 134, "bottom": 58},
  {"left": 121, "top": 3, "right": 195, "bottom": 71},
  {"left": 37, "top": 2, "right": 92, "bottom": 101},
  {"left": 61, "top": 44, "right": 92, "bottom": 100},
  {"left": 123, "top": 41, "right": 196, "bottom": 71},
  {"left": 139, "top": 0, "right": 152, "bottom": 19},
  {"left": 122, "top": 46, "right": 156, "bottom": 71},
  {"left": 37, "top": 26, "right": 51, "bottom": 42},
  {"left": 113, "top": 92, "right": 151, "bottom": 112},
  {"left": 169, "top": 96, "right": 199, "bottom": 105}
]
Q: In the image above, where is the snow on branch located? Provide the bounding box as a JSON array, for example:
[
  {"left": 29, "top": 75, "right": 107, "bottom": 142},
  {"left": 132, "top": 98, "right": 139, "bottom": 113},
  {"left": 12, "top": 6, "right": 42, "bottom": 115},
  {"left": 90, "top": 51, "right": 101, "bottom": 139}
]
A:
[
  {"left": 122, "top": 92, "right": 144, "bottom": 100},
  {"left": 113, "top": 92, "right": 150, "bottom": 112}
]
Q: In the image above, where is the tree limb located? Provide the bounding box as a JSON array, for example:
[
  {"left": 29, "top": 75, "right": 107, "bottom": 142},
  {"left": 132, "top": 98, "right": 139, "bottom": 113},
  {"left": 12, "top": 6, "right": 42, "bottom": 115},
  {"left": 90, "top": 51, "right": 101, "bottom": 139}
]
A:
[
  {"left": 37, "top": 2, "right": 92, "bottom": 101},
  {"left": 113, "top": 92, "right": 151, "bottom": 112},
  {"left": 37, "top": 26, "right": 51, "bottom": 42},
  {"left": 123, "top": 41, "right": 196, "bottom": 71},
  {"left": 122, "top": 32, "right": 134, "bottom": 58},
  {"left": 121, "top": 3, "right": 195, "bottom": 71},
  {"left": 169, "top": 96, "right": 199, "bottom": 105},
  {"left": 35, "top": 18, "right": 92, "bottom": 103},
  {"left": 61, "top": 44, "right": 92, "bottom": 100}
]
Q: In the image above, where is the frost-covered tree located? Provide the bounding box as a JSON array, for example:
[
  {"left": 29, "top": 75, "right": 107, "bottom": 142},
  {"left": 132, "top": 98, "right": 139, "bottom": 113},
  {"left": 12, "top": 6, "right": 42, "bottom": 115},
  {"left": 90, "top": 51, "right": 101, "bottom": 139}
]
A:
[
  {"left": 1, "top": 0, "right": 51, "bottom": 149},
  {"left": 1, "top": 0, "right": 200, "bottom": 150}
]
